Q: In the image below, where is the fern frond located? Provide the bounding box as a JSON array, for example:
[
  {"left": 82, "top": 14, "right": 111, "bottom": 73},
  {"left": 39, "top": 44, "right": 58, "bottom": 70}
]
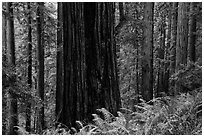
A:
[
  {"left": 92, "top": 113, "right": 111, "bottom": 131},
  {"left": 78, "top": 124, "right": 100, "bottom": 135},
  {"left": 75, "top": 120, "right": 83, "bottom": 129},
  {"left": 14, "top": 126, "right": 29, "bottom": 135},
  {"left": 116, "top": 111, "right": 126, "bottom": 126},
  {"left": 96, "top": 108, "right": 116, "bottom": 123}
]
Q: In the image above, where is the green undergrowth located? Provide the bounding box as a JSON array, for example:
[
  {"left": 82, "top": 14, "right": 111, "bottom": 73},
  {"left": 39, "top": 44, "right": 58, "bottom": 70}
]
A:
[{"left": 16, "top": 88, "right": 202, "bottom": 135}]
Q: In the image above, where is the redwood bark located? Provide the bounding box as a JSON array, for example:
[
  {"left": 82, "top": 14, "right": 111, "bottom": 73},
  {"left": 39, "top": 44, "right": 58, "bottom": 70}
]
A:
[
  {"left": 6, "top": 2, "right": 18, "bottom": 135},
  {"left": 175, "top": 2, "right": 188, "bottom": 94},
  {"left": 36, "top": 2, "right": 45, "bottom": 132},
  {"left": 141, "top": 2, "right": 154, "bottom": 102},
  {"left": 170, "top": 2, "right": 178, "bottom": 75},
  {"left": 26, "top": 2, "right": 32, "bottom": 132},
  {"left": 188, "top": 2, "right": 197, "bottom": 63},
  {"left": 56, "top": 2, "right": 64, "bottom": 124},
  {"left": 58, "top": 2, "right": 121, "bottom": 128}
]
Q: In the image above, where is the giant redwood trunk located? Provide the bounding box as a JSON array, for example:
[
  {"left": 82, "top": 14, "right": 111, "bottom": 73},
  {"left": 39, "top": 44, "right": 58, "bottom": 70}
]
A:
[
  {"left": 61, "top": 2, "right": 85, "bottom": 128},
  {"left": 6, "top": 2, "right": 18, "bottom": 135},
  {"left": 57, "top": 2, "right": 121, "bottom": 128},
  {"left": 141, "top": 2, "right": 154, "bottom": 102},
  {"left": 84, "top": 2, "right": 121, "bottom": 117}
]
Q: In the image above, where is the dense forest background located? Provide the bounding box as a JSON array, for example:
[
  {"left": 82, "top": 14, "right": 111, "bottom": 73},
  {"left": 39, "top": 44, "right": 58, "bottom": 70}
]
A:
[{"left": 2, "top": 2, "right": 202, "bottom": 135}]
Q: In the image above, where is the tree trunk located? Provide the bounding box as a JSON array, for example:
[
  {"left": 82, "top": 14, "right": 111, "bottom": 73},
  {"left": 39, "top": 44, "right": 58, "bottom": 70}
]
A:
[
  {"left": 59, "top": 2, "right": 121, "bottom": 128},
  {"left": 157, "top": 15, "right": 166, "bottom": 97},
  {"left": 6, "top": 2, "right": 18, "bottom": 135},
  {"left": 87, "top": 2, "right": 121, "bottom": 117},
  {"left": 176, "top": 2, "right": 188, "bottom": 68},
  {"left": 188, "top": 2, "right": 197, "bottom": 63},
  {"left": 2, "top": 3, "right": 7, "bottom": 134},
  {"left": 163, "top": 3, "right": 172, "bottom": 95},
  {"left": 115, "top": 2, "right": 127, "bottom": 35},
  {"left": 176, "top": 2, "right": 188, "bottom": 94},
  {"left": 170, "top": 2, "right": 178, "bottom": 75},
  {"left": 61, "top": 2, "right": 85, "bottom": 128},
  {"left": 135, "top": 42, "right": 139, "bottom": 103},
  {"left": 56, "top": 2, "right": 64, "bottom": 124},
  {"left": 119, "top": 2, "right": 125, "bottom": 21},
  {"left": 170, "top": 2, "right": 178, "bottom": 95},
  {"left": 141, "top": 2, "right": 154, "bottom": 102},
  {"left": 26, "top": 2, "right": 32, "bottom": 132},
  {"left": 36, "top": 2, "right": 45, "bottom": 132},
  {"left": 2, "top": 4, "right": 6, "bottom": 52}
]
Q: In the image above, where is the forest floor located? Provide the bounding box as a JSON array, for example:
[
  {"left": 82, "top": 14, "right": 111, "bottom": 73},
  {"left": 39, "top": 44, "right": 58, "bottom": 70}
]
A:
[{"left": 16, "top": 87, "right": 202, "bottom": 135}]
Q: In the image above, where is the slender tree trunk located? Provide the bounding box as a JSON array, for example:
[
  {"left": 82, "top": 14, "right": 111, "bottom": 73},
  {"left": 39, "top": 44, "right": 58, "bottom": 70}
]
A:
[
  {"left": 170, "top": 2, "right": 178, "bottom": 74},
  {"left": 176, "top": 2, "right": 188, "bottom": 68},
  {"left": 134, "top": 3, "right": 140, "bottom": 104},
  {"left": 2, "top": 3, "right": 7, "bottom": 134},
  {"left": 119, "top": 2, "right": 125, "bottom": 21},
  {"left": 115, "top": 2, "right": 127, "bottom": 35},
  {"left": 135, "top": 42, "right": 139, "bottom": 103},
  {"left": 36, "top": 2, "right": 45, "bottom": 132},
  {"left": 157, "top": 17, "right": 166, "bottom": 97},
  {"left": 170, "top": 2, "right": 178, "bottom": 95},
  {"left": 6, "top": 2, "right": 18, "bottom": 135},
  {"left": 2, "top": 4, "right": 6, "bottom": 52},
  {"left": 26, "top": 2, "right": 32, "bottom": 132},
  {"left": 141, "top": 2, "right": 154, "bottom": 102},
  {"left": 176, "top": 2, "right": 188, "bottom": 94},
  {"left": 188, "top": 2, "right": 197, "bottom": 63},
  {"left": 163, "top": 3, "right": 172, "bottom": 95},
  {"left": 56, "top": 2, "right": 64, "bottom": 124}
]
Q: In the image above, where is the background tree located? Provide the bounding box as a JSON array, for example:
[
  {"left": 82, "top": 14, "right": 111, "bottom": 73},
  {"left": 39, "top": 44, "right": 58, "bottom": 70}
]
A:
[
  {"left": 188, "top": 2, "right": 197, "bottom": 63},
  {"left": 170, "top": 2, "right": 178, "bottom": 75},
  {"left": 6, "top": 2, "right": 18, "bottom": 135},
  {"left": 154, "top": 3, "right": 172, "bottom": 97},
  {"left": 141, "top": 2, "right": 154, "bottom": 102},
  {"left": 26, "top": 2, "right": 32, "bottom": 132},
  {"left": 36, "top": 2, "right": 45, "bottom": 132},
  {"left": 155, "top": 3, "right": 166, "bottom": 97},
  {"left": 163, "top": 3, "right": 172, "bottom": 95},
  {"left": 169, "top": 2, "right": 178, "bottom": 95},
  {"left": 56, "top": 2, "right": 63, "bottom": 124},
  {"left": 175, "top": 2, "right": 188, "bottom": 94}
]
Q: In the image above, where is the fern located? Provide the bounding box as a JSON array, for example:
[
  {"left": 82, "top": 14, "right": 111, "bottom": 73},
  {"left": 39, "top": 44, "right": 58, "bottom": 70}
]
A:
[
  {"left": 96, "top": 108, "right": 116, "bottom": 123},
  {"left": 27, "top": 89, "right": 202, "bottom": 135}
]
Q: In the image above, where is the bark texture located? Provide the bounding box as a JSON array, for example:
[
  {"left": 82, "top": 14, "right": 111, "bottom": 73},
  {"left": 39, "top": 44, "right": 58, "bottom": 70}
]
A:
[
  {"left": 188, "top": 2, "right": 197, "bottom": 63},
  {"left": 36, "top": 2, "right": 45, "bottom": 132},
  {"left": 57, "top": 2, "right": 121, "bottom": 128},
  {"left": 141, "top": 2, "right": 154, "bottom": 102},
  {"left": 175, "top": 2, "right": 188, "bottom": 94},
  {"left": 6, "top": 2, "right": 18, "bottom": 135},
  {"left": 26, "top": 2, "right": 32, "bottom": 132}
]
